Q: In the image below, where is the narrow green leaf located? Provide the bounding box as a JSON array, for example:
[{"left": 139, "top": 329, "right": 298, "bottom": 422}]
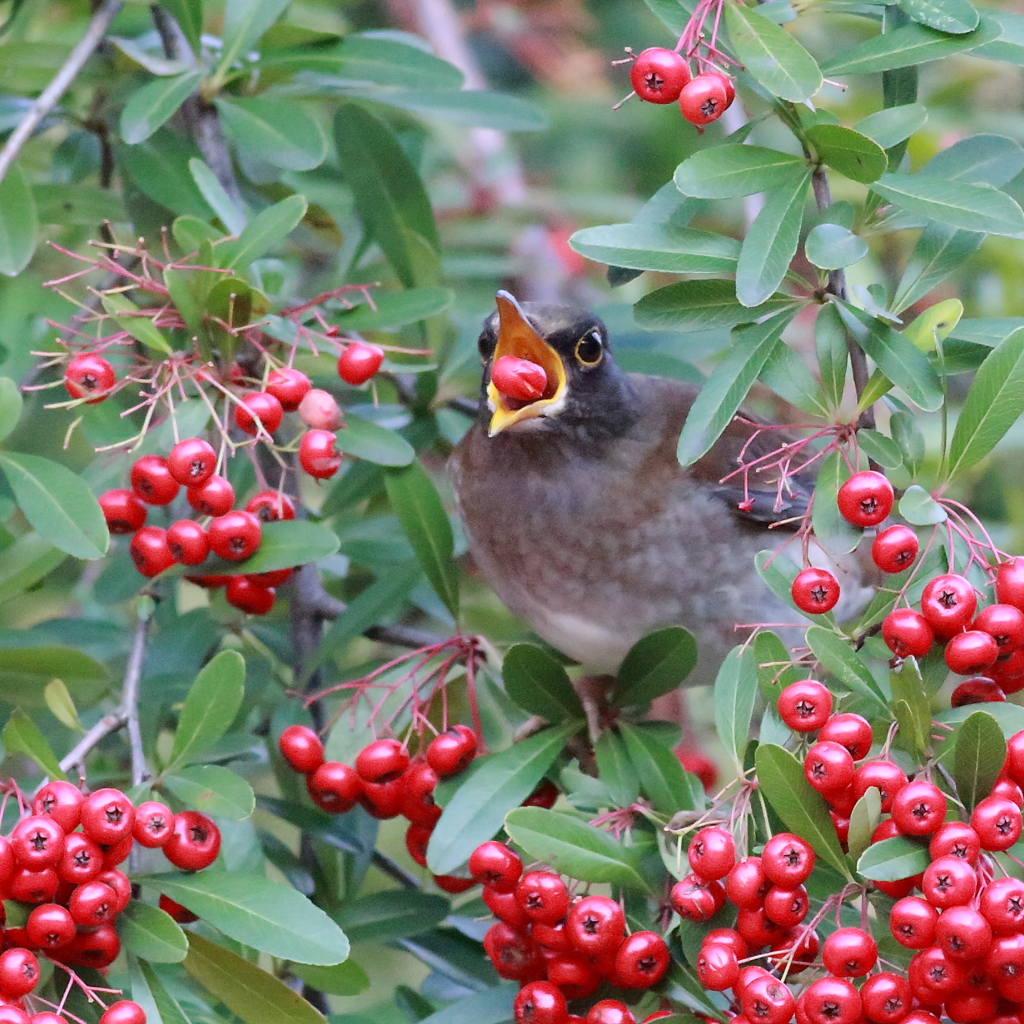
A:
[
  {"left": 712, "top": 646, "right": 758, "bottom": 762},
  {"left": 183, "top": 931, "right": 327, "bottom": 1024},
  {"left": 891, "top": 223, "right": 984, "bottom": 315},
  {"left": 289, "top": 960, "right": 370, "bottom": 996},
  {"left": 807, "top": 125, "right": 887, "bottom": 184},
  {"left": 760, "top": 340, "right": 831, "bottom": 417},
  {"left": 753, "top": 743, "right": 851, "bottom": 878},
  {"left": 216, "top": 96, "right": 327, "bottom": 172},
  {"left": 162, "top": 764, "right": 256, "bottom": 820},
  {"left": 502, "top": 644, "right": 584, "bottom": 721},
  {"left": 724, "top": 3, "right": 823, "bottom": 101},
  {"left": 180, "top": 520, "right": 341, "bottom": 578},
  {"left": 120, "top": 901, "right": 188, "bottom": 963},
  {"left": 945, "top": 328, "right": 1024, "bottom": 482},
  {"left": 856, "top": 835, "right": 930, "bottom": 880},
  {"left": 568, "top": 223, "right": 739, "bottom": 274},
  {"left": 594, "top": 731, "right": 640, "bottom": 807},
  {"left": 133, "top": 958, "right": 191, "bottom": 1024},
  {"left": 150, "top": 872, "right": 350, "bottom": 965},
  {"left": 899, "top": 483, "right": 947, "bottom": 525},
  {"left": 168, "top": 650, "right": 246, "bottom": 769},
  {"left": 3, "top": 711, "right": 66, "bottom": 780},
  {"left": 806, "top": 625, "right": 888, "bottom": 708},
  {"left": 857, "top": 429, "right": 904, "bottom": 469},
  {"left": 811, "top": 450, "right": 860, "bottom": 554},
  {"left": 0, "top": 164, "right": 37, "bottom": 276},
  {"left": 189, "top": 158, "right": 246, "bottom": 234},
  {"left": 635, "top": 280, "right": 795, "bottom": 332},
  {"left": 221, "top": 193, "right": 307, "bottom": 270},
  {"left": 414, "top": 986, "right": 516, "bottom": 1024},
  {"left": 970, "top": 9, "right": 1024, "bottom": 63},
  {"left": 427, "top": 724, "right": 579, "bottom": 875},
  {"left": 505, "top": 807, "right": 650, "bottom": 889},
  {"left": 673, "top": 145, "right": 808, "bottom": 199},
  {"left": 384, "top": 462, "right": 459, "bottom": 618},
  {"left": 0, "top": 452, "right": 108, "bottom": 560},
  {"left": 937, "top": 703, "right": 1024, "bottom": 736},
  {"left": 892, "top": 410, "right": 926, "bottom": 475},
  {"left": 854, "top": 103, "right": 928, "bottom": 150},
  {"left": 821, "top": 17, "right": 999, "bottom": 75},
  {"left": 331, "top": 287, "right": 454, "bottom": 331},
  {"left": 847, "top": 787, "right": 882, "bottom": 862},
  {"left": 335, "top": 414, "right": 415, "bottom": 467},
  {"left": 619, "top": 721, "right": 699, "bottom": 815},
  {"left": 736, "top": 168, "right": 810, "bottom": 308},
  {"left": 872, "top": 172, "right": 1024, "bottom": 237},
  {"left": 44, "top": 679, "right": 82, "bottom": 733},
  {"left": 217, "top": 0, "right": 293, "bottom": 77},
  {"left": 331, "top": 891, "right": 450, "bottom": 944},
  {"left": 921, "top": 134, "right": 1024, "bottom": 187},
  {"left": 612, "top": 627, "right": 697, "bottom": 706},
  {"left": 121, "top": 70, "right": 202, "bottom": 144},
  {"left": 0, "top": 378, "right": 23, "bottom": 443},
  {"left": 677, "top": 310, "right": 795, "bottom": 466},
  {"left": 954, "top": 711, "right": 1007, "bottom": 812},
  {"left": 805, "top": 224, "right": 869, "bottom": 270},
  {"left": 754, "top": 630, "right": 802, "bottom": 704},
  {"left": 101, "top": 293, "right": 173, "bottom": 354},
  {"left": 161, "top": 0, "right": 202, "bottom": 54},
  {"left": 900, "top": 0, "right": 979, "bottom": 34},
  {"left": 815, "top": 303, "right": 849, "bottom": 411}
]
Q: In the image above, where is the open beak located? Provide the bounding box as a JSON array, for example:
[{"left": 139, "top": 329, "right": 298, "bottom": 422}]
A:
[{"left": 487, "top": 291, "right": 567, "bottom": 436}]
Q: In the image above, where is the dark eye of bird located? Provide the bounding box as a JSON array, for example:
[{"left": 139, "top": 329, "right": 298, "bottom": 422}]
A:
[
  {"left": 575, "top": 331, "right": 603, "bottom": 366},
  {"left": 478, "top": 333, "right": 494, "bottom": 362}
]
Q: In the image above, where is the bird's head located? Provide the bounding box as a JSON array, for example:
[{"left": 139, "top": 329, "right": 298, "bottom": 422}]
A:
[{"left": 477, "top": 291, "right": 631, "bottom": 439}]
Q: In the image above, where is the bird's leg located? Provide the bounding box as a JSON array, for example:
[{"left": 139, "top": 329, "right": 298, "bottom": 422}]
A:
[{"left": 573, "top": 674, "right": 615, "bottom": 745}]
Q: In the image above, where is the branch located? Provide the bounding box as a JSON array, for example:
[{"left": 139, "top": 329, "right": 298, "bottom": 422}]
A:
[{"left": 0, "top": 1, "right": 124, "bottom": 188}]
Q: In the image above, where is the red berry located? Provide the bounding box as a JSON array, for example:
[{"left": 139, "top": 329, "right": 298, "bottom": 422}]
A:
[
  {"left": 688, "top": 826, "right": 735, "bottom": 880},
  {"left": 908, "top": 945, "right": 965, "bottom": 1001},
  {"left": 871, "top": 524, "right": 919, "bottom": 573},
  {"left": 359, "top": 778, "right": 405, "bottom": 819},
  {"left": 167, "top": 437, "right": 217, "bottom": 486},
  {"left": 921, "top": 573, "right": 978, "bottom": 638},
  {"left": 513, "top": 981, "right": 567, "bottom": 1024},
  {"left": 818, "top": 713, "right": 873, "bottom": 760},
  {"left": 306, "top": 761, "right": 362, "bottom": 814},
  {"left": 130, "top": 455, "right": 179, "bottom": 505},
  {"left": 57, "top": 832, "right": 102, "bottom": 884},
  {"left": 67, "top": 922, "right": 120, "bottom": 968},
  {"left": 69, "top": 880, "right": 117, "bottom": 926},
  {"left": 762, "top": 884, "right": 808, "bottom": 926},
  {"left": 298, "top": 388, "right": 343, "bottom": 431},
  {"left": 630, "top": 47, "right": 690, "bottom": 103},
  {"left": 670, "top": 874, "right": 724, "bottom": 922},
  {"left": 971, "top": 795, "right": 1023, "bottom": 851},
  {"left": 133, "top": 801, "right": 173, "bottom": 848},
  {"left": 187, "top": 474, "right": 235, "bottom": 517},
  {"left": 166, "top": 520, "right": 209, "bottom": 565},
  {"left": 483, "top": 920, "right": 542, "bottom": 981},
  {"left": 882, "top": 608, "right": 934, "bottom": 658},
  {"left": 64, "top": 353, "right": 115, "bottom": 403},
  {"left": 777, "top": 679, "right": 832, "bottom": 732},
  {"left": 399, "top": 761, "right": 441, "bottom": 826},
  {"left": 951, "top": 675, "right": 1005, "bottom": 706},
  {"left": 98, "top": 488, "right": 147, "bottom": 534},
  {"left": 992, "top": 776, "right": 1024, "bottom": 804},
  {"left": 9, "top": 865, "right": 58, "bottom": 902},
  {"left": 433, "top": 873, "right": 474, "bottom": 894},
  {"left": 26, "top": 903, "right": 75, "bottom": 949},
  {"left": 208, "top": 510, "right": 261, "bottom": 560},
  {"left": 851, "top": 759, "right": 907, "bottom": 812},
  {"left": 266, "top": 367, "right": 311, "bottom": 411},
  {"left": 0, "top": 1008, "right": 30, "bottom": 1024},
  {"left": 675, "top": 746, "right": 718, "bottom": 791},
  {"left": 522, "top": 780, "right": 559, "bottom": 808},
  {"left": 742, "top": 974, "right": 795, "bottom": 1024},
  {"left": 469, "top": 841, "right": 522, "bottom": 892},
  {"left": 791, "top": 567, "right": 840, "bottom": 614},
  {"left": 99, "top": 1001, "right": 146, "bottom": 1024},
  {"left": 515, "top": 871, "right": 570, "bottom": 925},
  {"left": 338, "top": 341, "right": 384, "bottom": 385},
  {"left": 837, "top": 470, "right": 894, "bottom": 527},
  {"left": 546, "top": 954, "right": 599, "bottom": 1000},
  {"left": 426, "top": 726, "right": 477, "bottom": 777},
  {"left": 483, "top": 886, "right": 530, "bottom": 929},
  {"left": 0, "top": 949, "right": 38, "bottom": 998},
  {"left": 986, "top": 932, "right": 1024, "bottom": 991},
  {"left": 566, "top": 895, "right": 625, "bottom": 956},
  {"left": 975, "top": 602, "right": 1024, "bottom": 656},
  {"left": 11, "top": 815, "right": 65, "bottom": 868},
  {"left": 164, "top": 811, "right": 221, "bottom": 871},
  {"left": 245, "top": 490, "right": 296, "bottom": 522},
  {"left": 945, "top": 629, "right": 999, "bottom": 674},
  {"left": 761, "top": 833, "right": 814, "bottom": 887},
  {"left": 996, "top": 557, "right": 1024, "bottom": 610},
  {"left": 234, "top": 392, "right": 283, "bottom": 435},
  {"left": 726, "top": 856, "right": 770, "bottom": 909},
  {"left": 246, "top": 567, "right": 292, "bottom": 588},
  {"left": 860, "top": 973, "right": 912, "bottom": 1024},
  {"left": 356, "top": 738, "right": 409, "bottom": 783},
  {"left": 678, "top": 72, "right": 730, "bottom": 126},
  {"left": 299, "top": 429, "right": 342, "bottom": 479},
  {"left": 891, "top": 779, "right": 947, "bottom": 835},
  {"left": 405, "top": 823, "right": 431, "bottom": 867},
  {"left": 921, "top": 854, "right": 977, "bottom": 908},
  {"left": 33, "top": 780, "right": 83, "bottom": 833},
  {"left": 585, "top": 1001, "right": 635, "bottom": 1024},
  {"left": 279, "top": 725, "right": 324, "bottom": 774},
  {"left": 798, "top": 977, "right": 861, "bottom": 1024},
  {"left": 935, "top": 905, "right": 992, "bottom": 961},
  {"left": 129, "top": 526, "right": 174, "bottom": 577},
  {"left": 696, "top": 942, "right": 739, "bottom": 990},
  {"left": 803, "top": 740, "right": 855, "bottom": 794},
  {"left": 980, "top": 875, "right": 1024, "bottom": 933},
  {"left": 225, "top": 577, "right": 275, "bottom": 615},
  {"left": 80, "top": 788, "right": 134, "bottom": 845},
  {"left": 822, "top": 926, "right": 877, "bottom": 977},
  {"left": 928, "top": 821, "right": 980, "bottom": 864},
  {"left": 490, "top": 355, "right": 548, "bottom": 401}
]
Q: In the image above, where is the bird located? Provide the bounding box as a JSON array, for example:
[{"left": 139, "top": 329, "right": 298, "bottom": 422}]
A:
[{"left": 449, "top": 291, "right": 860, "bottom": 693}]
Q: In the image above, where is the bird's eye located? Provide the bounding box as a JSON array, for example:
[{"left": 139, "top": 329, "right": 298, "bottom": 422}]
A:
[
  {"left": 478, "top": 333, "right": 494, "bottom": 362},
  {"left": 575, "top": 331, "right": 603, "bottom": 366}
]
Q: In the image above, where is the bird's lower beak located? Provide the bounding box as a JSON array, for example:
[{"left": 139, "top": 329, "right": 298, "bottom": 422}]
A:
[{"left": 487, "top": 291, "right": 566, "bottom": 436}]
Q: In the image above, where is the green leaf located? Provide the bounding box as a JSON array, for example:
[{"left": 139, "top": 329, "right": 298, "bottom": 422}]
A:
[
  {"left": 504, "top": 807, "right": 650, "bottom": 889},
  {"left": 891, "top": 224, "right": 984, "bottom": 315},
  {"left": 221, "top": 193, "right": 307, "bottom": 270},
  {"left": 635, "top": 280, "right": 795, "bottom": 332},
  {"left": 216, "top": 97, "right": 328, "bottom": 171},
  {"left": 594, "top": 730, "right": 640, "bottom": 807},
  {"left": 183, "top": 931, "right": 327, "bottom": 1024},
  {"left": 856, "top": 835, "right": 930, "bottom": 881},
  {"left": 821, "top": 17, "right": 999, "bottom": 75},
  {"left": 892, "top": 410, "right": 927, "bottom": 475},
  {"left": 330, "top": 87, "right": 549, "bottom": 131},
  {"left": 753, "top": 743, "right": 851, "bottom": 878},
  {"left": 921, "top": 134, "right": 1024, "bottom": 187},
  {"left": 854, "top": 103, "right": 928, "bottom": 150},
  {"left": 612, "top": 627, "right": 697, "bottom": 706},
  {"left": 970, "top": 9, "right": 1024, "bottom": 63},
  {"left": 807, "top": 125, "right": 887, "bottom": 184},
  {"left": 806, "top": 625, "right": 888, "bottom": 708},
  {"left": 149, "top": 872, "right": 350, "bottom": 965},
  {"left": 44, "top": 678, "right": 82, "bottom": 733},
  {"left": 713, "top": 645, "right": 759, "bottom": 763},
  {"left": 673, "top": 145, "right": 808, "bottom": 199},
  {"left": 502, "top": 644, "right": 584, "bottom": 721},
  {"left": 815, "top": 303, "right": 849, "bottom": 411},
  {"left": 133, "top": 958, "right": 191, "bottom": 1024},
  {"left": 568, "top": 223, "right": 739, "bottom": 274},
  {"left": 900, "top": 0, "right": 979, "bottom": 34},
  {"left": 898, "top": 483, "right": 947, "bottom": 525},
  {"left": 427, "top": 724, "right": 579, "bottom": 875},
  {"left": 736, "top": 168, "right": 810, "bottom": 308},
  {"left": 954, "top": 711, "right": 1007, "bottom": 812},
  {"left": 760, "top": 340, "right": 831, "bottom": 418},
  {"left": 334, "top": 103, "right": 439, "bottom": 288},
  {"left": 331, "top": 891, "right": 450, "bottom": 944},
  {"left": 0, "top": 452, "right": 108, "bottom": 560},
  {"left": 857, "top": 429, "right": 904, "bottom": 469},
  {"left": 217, "top": 0, "right": 293, "bottom": 78},
  {"left": 289, "top": 960, "right": 369, "bottom": 997},
  {"left": 754, "top": 630, "right": 802, "bottom": 704},
  {"left": 805, "top": 224, "right": 869, "bottom": 270},
  {"left": 183, "top": 520, "right": 341, "bottom": 577},
  {"left": 0, "top": 647, "right": 108, "bottom": 709},
  {"left": 847, "top": 786, "right": 881, "bottom": 863},
  {"left": 162, "top": 765, "right": 256, "bottom": 820},
  {"left": 121, "top": 70, "right": 202, "bottom": 144},
  {"left": 335, "top": 415, "right": 414, "bottom": 467},
  {"left": 161, "top": 0, "right": 202, "bottom": 54},
  {"left": 0, "top": 378, "right": 23, "bottom": 443},
  {"left": 189, "top": 158, "right": 246, "bottom": 235},
  {"left": 945, "top": 327, "right": 1024, "bottom": 482},
  {"left": 0, "top": 163, "right": 37, "bottom": 276},
  {"left": 168, "top": 650, "right": 245, "bottom": 769},
  {"left": 120, "top": 901, "right": 188, "bottom": 963},
  {"left": 101, "top": 292, "right": 174, "bottom": 354},
  {"left": 723, "top": 3, "right": 823, "bottom": 101},
  {"left": 872, "top": 172, "right": 1024, "bottom": 237},
  {"left": 619, "top": 721, "right": 699, "bottom": 815},
  {"left": 414, "top": 986, "right": 516, "bottom": 1024},
  {"left": 811, "top": 450, "right": 860, "bottom": 554},
  {"left": 677, "top": 310, "right": 795, "bottom": 466},
  {"left": 3, "top": 711, "right": 66, "bottom": 780},
  {"left": 384, "top": 462, "right": 459, "bottom": 618},
  {"left": 287, "top": 34, "right": 463, "bottom": 88},
  {"left": 331, "top": 287, "right": 454, "bottom": 330}
]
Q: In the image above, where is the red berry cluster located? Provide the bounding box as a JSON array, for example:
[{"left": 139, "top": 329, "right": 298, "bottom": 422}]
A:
[
  {"left": 627, "top": 47, "right": 735, "bottom": 128},
  {"left": 471, "top": 840, "right": 670, "bottom": 1023},
  {"left": 278, "top": 725, "right": 480, "bottom": 891},
  {"left": 0, "top": 781, "right": 221, "bottom": 1023}
]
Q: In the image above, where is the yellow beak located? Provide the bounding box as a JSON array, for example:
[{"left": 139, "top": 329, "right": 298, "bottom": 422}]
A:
[{"left": 487, "top": 291, "right": 567, "bottom": 437}]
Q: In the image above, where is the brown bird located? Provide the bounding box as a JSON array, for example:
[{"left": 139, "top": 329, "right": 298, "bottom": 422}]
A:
[{"left": 450, "top": 292, "right": 856, "bottom": 691}]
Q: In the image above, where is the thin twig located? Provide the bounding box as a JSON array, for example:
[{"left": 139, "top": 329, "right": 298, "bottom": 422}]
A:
[
  {"left": 59, "top": 710, "right": 127, "bottom": 777},
  {"left": 0, "top": 1, "right": 124, "bottom": 187}
]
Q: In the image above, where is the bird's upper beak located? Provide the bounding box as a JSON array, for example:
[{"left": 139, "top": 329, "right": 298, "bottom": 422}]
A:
[{"left": 487, "top": 291, "right": 567, "bottom": 436}]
